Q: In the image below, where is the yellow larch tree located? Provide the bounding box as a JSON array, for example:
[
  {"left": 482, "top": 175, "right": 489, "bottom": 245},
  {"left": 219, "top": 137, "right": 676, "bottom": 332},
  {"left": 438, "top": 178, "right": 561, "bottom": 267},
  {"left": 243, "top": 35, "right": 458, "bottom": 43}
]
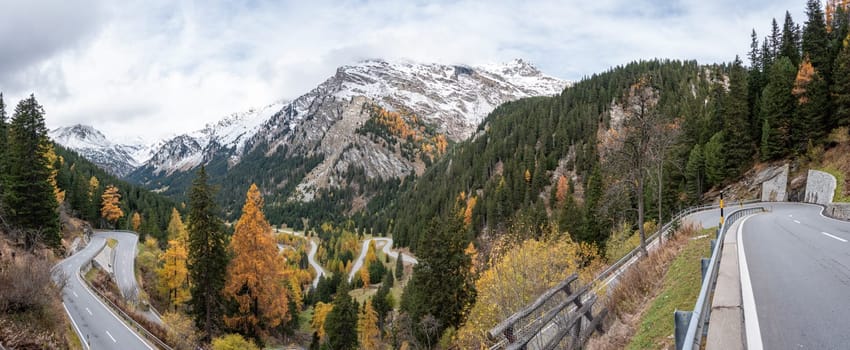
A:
[
  {"left": 132, "top": 212, "right": 142, "bottom": 232},
  {"left": 158, "top": 209, "right": 190, "bottom": 310},
  {"left": 357, "top": 300, "right": 381, "bottom": 349},
  {"left": 792, "top": 56, "right": 816, "bottom": 104},
  {"left": 88, "top": 176, "right": 99, "bottom": 199},
  {"left": 312, "top": 302, "right": 334, "bottom": 341},
  {"left": 100, "top": 185, "right": 124, "bottom": 226},
  {"left": 555, "top": 175, "right": 569, "bottom": 205},
  {"left": 223, "top": 183, "right": 290, "bottom": 338},
  {"left": 44, "top": 144, "right": 65, "bottom": 203}
]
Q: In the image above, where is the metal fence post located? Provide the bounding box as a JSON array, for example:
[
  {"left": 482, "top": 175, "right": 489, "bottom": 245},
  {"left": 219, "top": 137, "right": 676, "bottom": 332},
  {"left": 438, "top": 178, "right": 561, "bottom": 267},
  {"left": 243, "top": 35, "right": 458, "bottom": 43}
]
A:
[
  {"left": 674, "top": 310, "right": 693, "bottom": 350},
  {"left": 700, "top": 258, "right": 710, "bottom": 280}
]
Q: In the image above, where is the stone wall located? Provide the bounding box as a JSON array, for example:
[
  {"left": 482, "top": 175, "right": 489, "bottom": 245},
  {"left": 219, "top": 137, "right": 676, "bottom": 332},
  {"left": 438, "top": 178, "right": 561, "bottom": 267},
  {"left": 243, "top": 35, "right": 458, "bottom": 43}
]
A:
[
  {"left": 804, "top": 170, "right": 836, "bottom": 204},
  {"left": 760, "top": 164, "right": 789, "bottom": 201},
  {"left": 826, "top": 203, "right": 850, "bottom": 220}
]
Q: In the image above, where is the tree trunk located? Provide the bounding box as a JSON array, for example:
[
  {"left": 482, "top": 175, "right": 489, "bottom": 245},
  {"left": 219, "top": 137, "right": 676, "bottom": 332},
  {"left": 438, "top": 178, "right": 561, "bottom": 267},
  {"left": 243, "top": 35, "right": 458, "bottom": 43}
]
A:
[{"left": 638, "top": 175, "right": 648, "bottom": 256}]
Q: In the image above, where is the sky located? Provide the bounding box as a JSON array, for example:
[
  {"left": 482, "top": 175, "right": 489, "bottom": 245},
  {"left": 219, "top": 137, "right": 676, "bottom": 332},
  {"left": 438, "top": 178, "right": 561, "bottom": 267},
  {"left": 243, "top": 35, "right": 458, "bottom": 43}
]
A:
[{"left": 0, "top": 0, "right": 806, "bottom": 143}]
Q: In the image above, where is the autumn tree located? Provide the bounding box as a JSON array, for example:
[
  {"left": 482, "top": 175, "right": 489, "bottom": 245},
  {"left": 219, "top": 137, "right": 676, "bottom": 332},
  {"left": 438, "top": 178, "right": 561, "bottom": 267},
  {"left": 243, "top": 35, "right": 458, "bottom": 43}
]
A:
[
  {"left": 158, "top": 210, "right": 190, "bottom": 310},
  {"left": 211, "top": 334, "right": 259, "bottom": 350},
  {"left": 167, "top": 208, "right": 187, "bottom": 240},
  {"left": 132, "top": 212, "right": 142, "bottom": 232},
  {"left": 223, "top": 183, "right": 290, "bottom": 339},
  {"left": 456, "top": 235, "right": 601, "bottom": 348},
  {"left": 100, "top": 185, "right": 124, "bottom": 227},
  {"left": 311, "top": 302, "right": 334, "bottom": 342},
  {"left": 4, "top": 95, "right": 60, "bottom": 248},
  {"left": 358, "top": 301, "right": 381, "bottom": 349},
  {"left": 187, "top": 166, "right": 228, "bottom": 339},
  {"left": 792, "top": 56, "right": 831, "bottom": 144}
]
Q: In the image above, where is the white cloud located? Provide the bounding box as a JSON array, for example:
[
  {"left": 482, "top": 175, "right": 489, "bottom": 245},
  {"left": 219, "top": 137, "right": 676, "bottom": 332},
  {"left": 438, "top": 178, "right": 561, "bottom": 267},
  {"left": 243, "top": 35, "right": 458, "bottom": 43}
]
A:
[{"left": 0, "top": 0, "right": 805, "bottom": 142}]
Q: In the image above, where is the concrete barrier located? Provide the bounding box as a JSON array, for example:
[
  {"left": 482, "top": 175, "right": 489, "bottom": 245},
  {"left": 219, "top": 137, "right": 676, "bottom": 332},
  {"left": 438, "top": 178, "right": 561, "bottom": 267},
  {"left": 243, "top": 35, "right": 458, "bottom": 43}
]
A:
[{"left": 804, "top": 170, "right": 836, "bottom": 204}]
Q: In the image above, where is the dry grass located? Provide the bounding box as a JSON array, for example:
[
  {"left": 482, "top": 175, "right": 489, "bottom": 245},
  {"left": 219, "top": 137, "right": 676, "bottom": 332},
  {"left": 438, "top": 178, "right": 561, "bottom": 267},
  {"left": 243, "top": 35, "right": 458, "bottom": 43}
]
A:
[{"left": 587, "top": 224, "right": 699, "bottom": 350}]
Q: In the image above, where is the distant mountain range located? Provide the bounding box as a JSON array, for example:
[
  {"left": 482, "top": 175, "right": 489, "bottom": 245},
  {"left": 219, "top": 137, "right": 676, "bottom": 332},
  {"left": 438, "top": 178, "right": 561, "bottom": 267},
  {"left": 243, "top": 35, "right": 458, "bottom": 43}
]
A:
[{"left": 51, "top": 58, "right": 567, "bottom": 214}]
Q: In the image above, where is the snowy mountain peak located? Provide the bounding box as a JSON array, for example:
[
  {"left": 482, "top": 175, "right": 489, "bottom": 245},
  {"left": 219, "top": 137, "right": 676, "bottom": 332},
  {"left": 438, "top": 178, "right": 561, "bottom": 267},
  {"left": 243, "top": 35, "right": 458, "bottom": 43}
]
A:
[{"left": 49, "top": 124, "right": 157, "bottom": 177}]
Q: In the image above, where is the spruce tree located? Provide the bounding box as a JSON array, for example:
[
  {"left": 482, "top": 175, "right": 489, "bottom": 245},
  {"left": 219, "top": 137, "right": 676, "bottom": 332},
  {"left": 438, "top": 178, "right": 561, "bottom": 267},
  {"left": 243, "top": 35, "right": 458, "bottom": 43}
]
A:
[
  {"left": 834, "top": 34, "right": 850, "bottom": 127},
  {"left": 4, "top": 95, "right": 60, "bottom": 248},
  {"left": 761, "top": 57, "right": 798, "bottom": 160},
  {"left": 395, "top": 253, "right": 404, "bottom": 280},
  {"left": 704, "top": 132, "right": 726, "bottom": 186},
  {"left": 770, "top": 18, "right": 782, "bottom": 58},
  {"left": 803, "top": 0, "right": 832, "bottom": 82},
  {"left": 187, "top": 166, "right": 228, "bottom": 339},
  {"left": 781, "top": 11, "right": 802, "bottom": 66},
  {"left": 400, "top": 215, "right": 474, "bottom": 342},
  {"left": 723, "top": 57, "right": 753, "bottom": 177},
  {"left": 581, "top": 165, "right": 604, "bottom": 245},
  {"left": 0, "top": 93, "right": 7, "bottom": 201},
  {"left": 748, "top": 31, "right": 765, "bottom": 142},
  {"left": 685, "top": 144, "right": 705, "bottom": 201},
  {"left": 324, "top": 283, "right": 359, "bottom": 350},
  {"left": 793, "top": 56, "right": 831, "bottom": 145}
]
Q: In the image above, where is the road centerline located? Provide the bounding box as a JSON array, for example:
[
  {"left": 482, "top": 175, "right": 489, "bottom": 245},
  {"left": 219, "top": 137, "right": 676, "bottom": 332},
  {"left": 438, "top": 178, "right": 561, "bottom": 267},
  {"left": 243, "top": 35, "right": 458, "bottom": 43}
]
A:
[
  {"left": 793, "top": 219, "right": 801, "bottom": 224},
  {"left": 106, "top": 330, "right": 117, "bottom": 343}
]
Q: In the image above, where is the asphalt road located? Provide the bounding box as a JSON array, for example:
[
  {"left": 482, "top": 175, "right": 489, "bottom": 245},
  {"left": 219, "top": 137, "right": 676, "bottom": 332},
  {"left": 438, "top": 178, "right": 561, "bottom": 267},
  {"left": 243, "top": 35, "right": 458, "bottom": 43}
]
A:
[
  {"left": 740, "top": 203, "right": 850, "bottom": 349},
  {"left": 54, "top": 235, "right": 153, "bottom": 350},
  {"left": 347, "top": 237, "right": 418, "bottom": 283},
  {"left": 96, "top": 232, "right": 140, "bottom": 302},
  {"left": 276, "top": 229, "right": 328, "bottom": 287}
]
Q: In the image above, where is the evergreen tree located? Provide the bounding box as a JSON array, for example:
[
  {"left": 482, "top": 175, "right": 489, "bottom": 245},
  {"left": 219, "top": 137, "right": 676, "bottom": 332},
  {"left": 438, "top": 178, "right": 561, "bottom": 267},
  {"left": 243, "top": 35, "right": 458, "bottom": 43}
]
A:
[
  {"left": 400, "top": 215, "right": 475, "bottom": 341},
  {"left": 580, "top": 166, "right": 604, "bottom": 245},
  {"left": 781, "top": 11, "right": 802, "bottom": 66},
  {"left": 761, "top": 57, "right": 798, "bottom": 160},
  {"left": 4, "top": 95, "right": 60, "bottom": 248},
  {"left": 395, "top": 253, "right": 404, "bottom": 280},
  {"left": 324, "top": 283, "right": 359, "bottom": 350},
  {"left": 723, "top": 57, "right": 753, "bottom": 177},
  {"left": 803, "top": 0, "right": 832, "bottom": 82},
  {"left": 770, "top": 18, "right": 782, "bottom": 58},
  {"left": 372, "top": 272, "right": 393, "bottom": 330},
  {"left": 834, "top": 34, "right": 850, "bottom": 127},
  {"left": 793, "top": 56, "right": 831, "bottom": 144},
  {"left": 704, "top": 132, "right": 726, "bottom": 187},
  {"left": 685, "top": 144, "right": 705, "bottom": 202},
  {"left": 748, "top": 32, "right": 765, "bottom": 143},
  {"left": 187, "top": 166, "right": 228, "bottom": 339},
  {"left": 0, "top": 93, "right": 6, "bottom": 201}
]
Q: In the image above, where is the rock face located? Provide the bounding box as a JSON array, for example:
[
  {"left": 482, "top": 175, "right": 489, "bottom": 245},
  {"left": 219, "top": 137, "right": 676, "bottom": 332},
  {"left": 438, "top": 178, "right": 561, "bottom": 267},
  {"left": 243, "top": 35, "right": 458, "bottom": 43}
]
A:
[
  {"left": 49, "top": 125, "right": 152, "bottom": 177},
  {"left": 805, "top": 170, "right": 836, "bottom": 204},
  {"left": 129, "top": 58, "right": 568, "bottom": 202},
  {"left": 759, "top": 164, "right": 789, "bottom": 202}
]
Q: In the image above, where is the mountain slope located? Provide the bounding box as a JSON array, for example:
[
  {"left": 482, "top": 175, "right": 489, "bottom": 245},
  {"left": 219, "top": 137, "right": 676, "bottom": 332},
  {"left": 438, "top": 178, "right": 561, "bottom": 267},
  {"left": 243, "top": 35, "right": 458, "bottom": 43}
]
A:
[
  {"left": 49, "top": 125, "right": 152, "bottom": 177},
  {"left": 128, "top": 59, "right": 568, "bottom": 218}
]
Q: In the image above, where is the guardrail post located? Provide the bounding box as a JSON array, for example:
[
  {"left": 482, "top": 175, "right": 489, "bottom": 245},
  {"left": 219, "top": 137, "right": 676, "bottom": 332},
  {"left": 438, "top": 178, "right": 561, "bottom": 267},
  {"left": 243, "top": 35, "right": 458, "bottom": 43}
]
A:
[
  {"left": 709, "top": 239, "right": 716, "bottom": 255},
  {"left": 674, "top": 310, "right": 693, "bottom": 350},
  {"left": 700, "top": 258, "right": 710, "bottom": 280}
]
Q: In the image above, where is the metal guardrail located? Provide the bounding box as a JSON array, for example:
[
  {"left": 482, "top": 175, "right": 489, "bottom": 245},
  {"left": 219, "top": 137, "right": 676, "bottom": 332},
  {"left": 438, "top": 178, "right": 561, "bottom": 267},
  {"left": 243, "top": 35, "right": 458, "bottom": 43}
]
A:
[
  {"left": 486, "top": 200, "right": 760, "bottom": 350},
  {"left": 677, "top": 206, "right": 766, "bottom": 350},
  {"left": 80, "top": 270, "right": 174, "bottom": 350}
]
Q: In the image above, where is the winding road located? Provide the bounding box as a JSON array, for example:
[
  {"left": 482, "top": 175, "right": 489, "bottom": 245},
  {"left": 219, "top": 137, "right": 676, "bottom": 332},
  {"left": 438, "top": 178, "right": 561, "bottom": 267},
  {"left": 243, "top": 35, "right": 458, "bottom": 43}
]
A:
[
  {"left": 739, "top": 203, "right": 850, "bottom": 349},
  {"left": 54, "top": 234, "right": 153, "bottom": 350},
  {"left": 347, "top": 237, "right": 418, "bottom": 283},
  {"left": 276, "top": 230, "right": 327, "bottom": 287}
]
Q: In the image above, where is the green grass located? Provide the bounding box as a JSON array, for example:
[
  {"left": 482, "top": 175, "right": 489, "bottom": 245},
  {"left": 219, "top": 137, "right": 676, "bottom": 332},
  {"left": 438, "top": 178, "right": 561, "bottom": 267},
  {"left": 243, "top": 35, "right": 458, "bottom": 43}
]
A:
[
  {"left": 298, "top": 306, "right": 314, "bottom": 333},
  {"left": 84, "top": 266, "right": 98, "bottom": 283},
  {"left": 66, "top": 320, "right": 83, "bottom": 350},
  {"left": 820, "top": 167, "right": 850, "bottom": 202},
  {"left": 627, "top": 229, "right": 712, "bottom": 350}
]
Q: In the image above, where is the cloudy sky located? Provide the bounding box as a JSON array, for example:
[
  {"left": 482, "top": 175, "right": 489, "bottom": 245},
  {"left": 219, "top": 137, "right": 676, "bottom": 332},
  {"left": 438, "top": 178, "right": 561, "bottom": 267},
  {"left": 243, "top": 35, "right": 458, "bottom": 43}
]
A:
[{"left": 1, "top": 0, "right": 805, "bottom": 142}]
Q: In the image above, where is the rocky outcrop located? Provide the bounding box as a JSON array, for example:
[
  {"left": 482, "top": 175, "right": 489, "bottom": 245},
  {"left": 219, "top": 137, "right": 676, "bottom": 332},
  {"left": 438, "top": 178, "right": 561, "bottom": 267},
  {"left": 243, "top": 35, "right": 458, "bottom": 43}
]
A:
[{"left": 804, "top": 170, "right": 836, "bottom": 204}]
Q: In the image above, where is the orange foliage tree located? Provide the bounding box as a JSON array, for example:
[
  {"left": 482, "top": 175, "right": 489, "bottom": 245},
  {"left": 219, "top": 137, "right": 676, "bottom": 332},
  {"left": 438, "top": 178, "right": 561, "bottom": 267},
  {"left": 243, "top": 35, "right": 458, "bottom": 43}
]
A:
[
  {"left": 223, "top": 184, "right": 290, "bottom": 338},
  {"left": 100, "top": 185, "right": 124, "bottom": 226},
  {"left": 132, "top": 212, "right": 142, "bottom": 232}
]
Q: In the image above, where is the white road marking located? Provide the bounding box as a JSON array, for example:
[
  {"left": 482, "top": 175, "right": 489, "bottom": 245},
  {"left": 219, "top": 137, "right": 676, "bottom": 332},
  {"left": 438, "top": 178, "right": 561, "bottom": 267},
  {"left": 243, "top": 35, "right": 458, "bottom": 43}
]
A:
[
  {"left": 86, "top": 307, "right": 92, "bottom": 316},
  {"left": 788, "top": 214, "right": 793, "bottom": 217},
  {"left": 821, "top": 232, "right": 847, "bottom": 243},
  {"left": 63, "top": 303, "right": 89, "bottom": 350},
  {"left": 73, "top": 291, "right": 78, "bottom": 298},
  {"left": 738, "top": 215, "right": 764, "bottom": 350},
  {"left": 793, "top": 220, "right": 801, "bottom": 224},
  {"left": 106, "top": 330, "right": 117, "bottom": 343}
]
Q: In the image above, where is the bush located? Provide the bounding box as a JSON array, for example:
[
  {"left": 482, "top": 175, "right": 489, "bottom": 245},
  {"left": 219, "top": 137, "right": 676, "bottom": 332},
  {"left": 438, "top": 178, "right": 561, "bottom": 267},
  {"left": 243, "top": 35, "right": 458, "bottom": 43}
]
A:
[
  {"left": 211, "top": 333, "right": 259, "bottom": 350},
  {"left": 0, "top": 250, "right": 67, "bottom": 348}
]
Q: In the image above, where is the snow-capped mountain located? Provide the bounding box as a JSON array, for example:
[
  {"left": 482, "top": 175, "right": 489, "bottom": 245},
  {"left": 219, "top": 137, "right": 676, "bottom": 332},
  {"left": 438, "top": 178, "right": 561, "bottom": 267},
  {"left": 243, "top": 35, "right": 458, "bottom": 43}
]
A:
[
  {"left": 49, "top": 125, "right": 154, "bottom": 177},
  {"left": 130, "top": 58, "right": 568, "bottom": 205}
]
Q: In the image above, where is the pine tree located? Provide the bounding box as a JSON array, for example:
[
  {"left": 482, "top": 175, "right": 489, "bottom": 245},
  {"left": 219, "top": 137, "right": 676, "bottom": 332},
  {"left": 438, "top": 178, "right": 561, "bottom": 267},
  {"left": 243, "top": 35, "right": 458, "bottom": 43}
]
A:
[
  {"left": 724, "top": 57, "right": 753, "bottom": 177},
  {"left": 158, "top": 208, "right": 190, "bottom": 310},
  {"left": 685, "top": 144, "right": 705, "bottom": 201},
  {"left": 223, "top": 184, "right": 290, "bottom": 339},
  {"left": 793, "top": 56, "right": 831, "bottom": 144},
  {"left": 581, "top": 165, "right": 604, "bottom": 245},
  {"left": 749, "top": 31, "right": 765, "bottom": 142},
  {"left": 781, "top": 11, "right": 802, "bottom": 66},
  {"left": 395, "top": 253, "right": 404, "bottom": 280},
  {"left": 4, "top": 95, "right": 60, "bottom": 248},
  {"left": 803, "top": 0, "right": 833, "bottom": 82},
  {"left": 0, "top": 93, "right": 7, "bottom": 201},
  {"left": 834, "top": 34, "right": 850, "bottom": 127},
  {"left": 101, "top": 185, "right": 124, "bottom": 227},
  {"left": 187, "top": 166, "right": 228, "bottom": 339},
  {"left": 325, "top": 283, "right": 359, "bottom": 350},
  {"left": 372, "top": 272, "right": 393, "bottom": 329},
  {"left": 357, "top": 301, "right": 381, "bottom": 349},
  {"left": 770, "top": 18, "right": 782, "bottom": 58},
  {"left": 761, "top": 57, "right": 798, "bottom": 160},
  {"left": 704, "top": 132, "right": 726, "bottom": 186},
  {"left": 400, "top": 215, "right": 475, "bottom": 341}
]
